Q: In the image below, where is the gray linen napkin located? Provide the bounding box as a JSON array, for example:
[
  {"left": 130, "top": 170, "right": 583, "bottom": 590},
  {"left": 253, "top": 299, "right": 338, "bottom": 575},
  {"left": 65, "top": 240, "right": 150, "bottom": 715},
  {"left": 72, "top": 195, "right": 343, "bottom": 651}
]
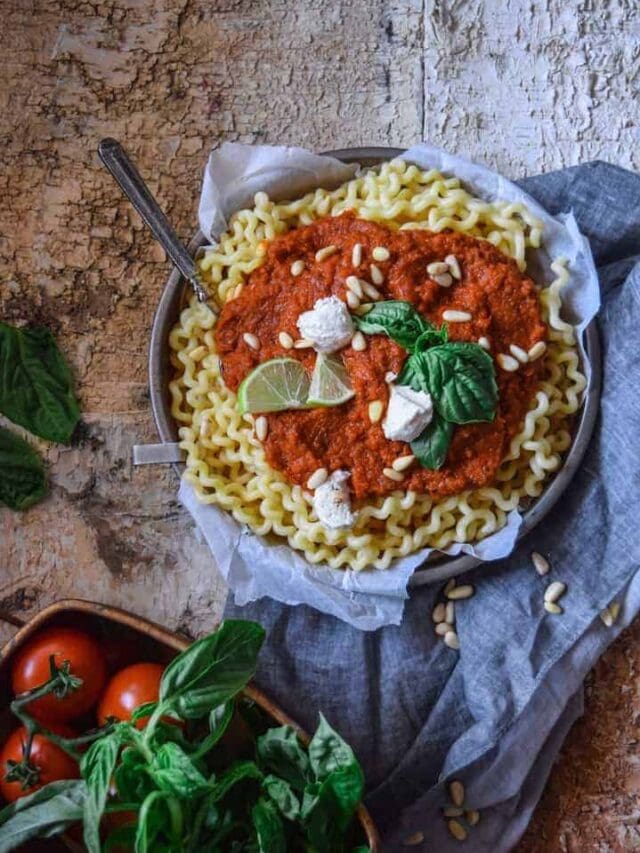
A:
[{"left": 225, "top": 161, "right": 640, "bottom": 851}]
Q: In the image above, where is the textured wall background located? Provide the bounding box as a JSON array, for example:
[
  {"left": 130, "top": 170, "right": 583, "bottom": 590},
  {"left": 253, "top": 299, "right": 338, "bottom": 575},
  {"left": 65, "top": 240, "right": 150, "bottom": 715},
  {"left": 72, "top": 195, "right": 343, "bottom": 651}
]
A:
[{"left": 0, "top": 0, "right": 638, "bottom": 848}]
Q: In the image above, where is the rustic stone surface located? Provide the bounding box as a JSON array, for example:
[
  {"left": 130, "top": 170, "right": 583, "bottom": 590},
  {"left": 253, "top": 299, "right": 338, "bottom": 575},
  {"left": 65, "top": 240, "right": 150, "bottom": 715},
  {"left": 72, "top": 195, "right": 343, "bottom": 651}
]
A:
[{"left": 0, "top": 0, "right": 638, "bottom": 849}]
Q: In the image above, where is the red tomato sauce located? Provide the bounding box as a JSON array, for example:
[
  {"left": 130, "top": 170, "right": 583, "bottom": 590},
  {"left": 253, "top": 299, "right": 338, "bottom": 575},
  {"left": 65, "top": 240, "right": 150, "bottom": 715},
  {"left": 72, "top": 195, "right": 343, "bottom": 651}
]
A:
[{"left": 215, "top": 214, "right": 546, "bottom": 500}]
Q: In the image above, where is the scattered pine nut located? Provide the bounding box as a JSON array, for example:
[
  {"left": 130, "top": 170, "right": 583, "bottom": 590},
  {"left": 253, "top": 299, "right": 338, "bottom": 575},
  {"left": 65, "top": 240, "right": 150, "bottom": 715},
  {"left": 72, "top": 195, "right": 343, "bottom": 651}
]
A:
[
  {"left": 306, "top": 468, "right": 328, "bottom": 490},
  {"left": 446, "top": 584, "right": 474, "bottom": 601},
  {"left": 352, "top": 243, "right": 362, "bottom": 267},
  {"left": 466, "top": 810, "right": 480, "bottom": 826},
  {"left": 290, "top": 259, "right": 305, "bottom": 276},
  {"left": 432, "top": 603, "right": 446, "bottom": 623},
  {"left": 346, "top": 276, "right": 364, "bottom": 298},
  {"left": 189, "top": 345, "right": 208, "bottom": 362},
  {"left": 448, "top": 819, "right": 467, "bottom": 841},
  {"left": 442, "top": 309, "right": 471, "bottom": 322},
  {"left": 315, "top": 245, "right": 338, "bottom": 262},
  {"left": 497, "top": 353, "right": 519, "bottom": 372},
  {"left": 444, "top": 631, "right": 460, "bottom": 650},
  {"left": 383, "top": 467, "right": 405, "bottom": 482},
  {"left": 294, "top": 338, "right": 314, "bottom": 349},
  {"left": 278, "top": 331, "right": 294, "bottom": 349},
  {"left": 427, "top": 261, "right": 449, "bottom": 276},
  {"left": 351, "top": 331, "right": 367, "bottom": 351},
  {"left": 531, "top": 551, "right": 550, "bottom": 576},
  {"left": 435, "top": 622, "right": 453, "bottom": 636},
  {"left": 528, "top": 341, "right": 547, "bottom": 361},
  {"left": 449, "top": 780, "right": 465, "bottom": 807},
  {"left": 346, "top": 290, "right": 361, "bottom": 309},
  {"left": 362, "top": 281, "right": 382, "bottom": 300},
  {"left": 372, "top": 246, "right": 390, "bottom": 262},
  {"left": 368, "top": 400, "right": 384, "bottom": 423},
  {"left": 544, "top": 601, "right": 563, "bottom": 615},
  {"left": 255, "top": 416, "right": 268, "bottom": 441},
  {"left": 434, "top": 272, "right": 454, "bottom": 288},
  {"left": 370, "top": 264, "right": 384, "bottom": 285},
  {"left": 442, "top": 806, "right": 464, "bottom": 818},
  {"left": 385, "top": 371, "right": 397, "bottom": 383},
  {"left": 609, "top": 601, "right": 621, "bottom": 623},
  {"left": 445, "top": 601, "right": 455, "bottom": 625},
  {"left": 402, "top": 832, "right": 425, "bottom": 847},
  {"left": 445, "top": 255, "right": 462, "bottom": 279},
  {"left": 392, "top": 454, "right": 415, "bottom": 472},
  {"left": 600, "top": 607, "right": 614, "bottom": 627},
  {"left": 544, "top": 581, "right": 566, "bottom": 604},
  {"left": 478, "top": 336, "right": 491, "bottom": 350},
  {"left": 353, "top": 303, "right": 373, "bottom": 316},
  {"left": 509, "top": 343, "right": 529, "bottom": 363},
  {"left": 243, "top": 332, "right": 260, "bottom": 350},
  {"left": 444, "top": 579, "right": 456, "bottom": 595}
]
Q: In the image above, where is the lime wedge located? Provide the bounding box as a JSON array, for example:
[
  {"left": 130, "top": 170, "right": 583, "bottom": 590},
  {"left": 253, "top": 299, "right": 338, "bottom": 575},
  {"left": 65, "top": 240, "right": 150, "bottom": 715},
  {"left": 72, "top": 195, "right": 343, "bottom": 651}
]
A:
[
  {"left": 307, "top": 353, "right": 355, "bottom": 407},
  {"left": 237, "top": 358, "right": 310, "bottom": 414}
]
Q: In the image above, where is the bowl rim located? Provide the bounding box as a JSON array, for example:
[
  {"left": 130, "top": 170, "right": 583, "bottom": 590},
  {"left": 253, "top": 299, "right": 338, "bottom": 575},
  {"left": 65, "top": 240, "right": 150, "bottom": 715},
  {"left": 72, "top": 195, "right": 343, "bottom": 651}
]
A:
[{"left": 148, "top": 146, "right": 601, "bottom": 586}]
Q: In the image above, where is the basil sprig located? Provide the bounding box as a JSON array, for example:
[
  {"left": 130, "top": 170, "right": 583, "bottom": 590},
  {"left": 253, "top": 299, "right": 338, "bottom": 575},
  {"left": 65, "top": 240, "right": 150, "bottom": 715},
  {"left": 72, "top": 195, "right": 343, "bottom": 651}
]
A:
[{"left": 354, "top": 300, "right": 498, "bottom": 470}]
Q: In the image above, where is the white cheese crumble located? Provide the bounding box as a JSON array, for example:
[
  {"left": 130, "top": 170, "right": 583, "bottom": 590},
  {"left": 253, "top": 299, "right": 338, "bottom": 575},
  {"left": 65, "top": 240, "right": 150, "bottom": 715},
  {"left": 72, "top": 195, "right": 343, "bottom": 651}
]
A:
[
  {"left": 296, "top": 296, "right": 354, "bottom": 353},
  {"left": 383, "top": 384, "right": 434, "bottom": 443},
  {"left": 312, "top": 470, "right": 357, "bottom": 530}
]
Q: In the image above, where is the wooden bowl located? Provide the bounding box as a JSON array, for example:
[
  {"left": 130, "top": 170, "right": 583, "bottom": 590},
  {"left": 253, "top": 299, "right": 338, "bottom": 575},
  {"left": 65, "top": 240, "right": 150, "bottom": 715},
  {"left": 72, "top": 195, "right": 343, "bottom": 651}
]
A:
[{"left": 0, "top": 599, "right": 381, "bottom": 852}]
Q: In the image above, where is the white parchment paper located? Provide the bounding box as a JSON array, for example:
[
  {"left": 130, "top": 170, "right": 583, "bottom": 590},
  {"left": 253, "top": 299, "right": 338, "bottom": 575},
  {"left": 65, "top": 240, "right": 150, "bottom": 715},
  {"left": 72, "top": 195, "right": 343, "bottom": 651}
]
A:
[{"left": 180, "top": 142, "right": 600, "bottom": 630}]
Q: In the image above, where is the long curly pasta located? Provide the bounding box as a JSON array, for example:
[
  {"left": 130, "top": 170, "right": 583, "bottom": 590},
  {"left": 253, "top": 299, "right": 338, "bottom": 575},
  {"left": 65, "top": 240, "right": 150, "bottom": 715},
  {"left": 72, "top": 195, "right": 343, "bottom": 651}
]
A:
[{"left": 168, "top": 160, "right": 586, "bottom": 570}]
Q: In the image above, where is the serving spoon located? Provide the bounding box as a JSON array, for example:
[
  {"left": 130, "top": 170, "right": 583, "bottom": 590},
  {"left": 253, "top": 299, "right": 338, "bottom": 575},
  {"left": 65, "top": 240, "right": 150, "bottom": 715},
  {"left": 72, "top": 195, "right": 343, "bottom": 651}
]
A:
[{"left": 98, "top": 138, "right": 209, "bottom": 303}]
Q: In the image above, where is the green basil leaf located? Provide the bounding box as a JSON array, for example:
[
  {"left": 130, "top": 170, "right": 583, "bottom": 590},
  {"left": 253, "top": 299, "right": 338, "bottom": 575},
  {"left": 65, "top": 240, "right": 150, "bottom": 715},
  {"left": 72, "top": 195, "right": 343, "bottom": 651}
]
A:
[
  {"left": 301, "top": 779, "right": 343, "bottom": 853},
  {"left": 414, "top": 324, "right": 448, "bottom": 351},
  {"left": 411, "top": 412, "right": 454, "bottom": 470},
  {"left": 308, "top": 714, "right": 361, "bottom": 783},
  {"left": 323, "top": 765, "right": 364, "bottom": 827},
  {"left": 256, "top": 725, "right": 311, "bottom": 791},
  {"left": 0, "top": 427, "right": 46, "bottom": 511},
  {"left": 115, "top": 747, "right": 155, "bottom": 804},
  {"left": 263, "top": 774, "right": 300, "bottom": 821},
  {"left": 159, "top": 620, "right": 265, "bottom": 719},
  {"left": 130, "top": 701, "right": 158, "bottom": 724},
  {"left": 81, "top": 731, "right": 122, "bottom": 853},
  {"left": 0, "top": 323, "right": 80, "bottom": 443},
  {"left": 208, "top": 760, "right": 263, "bottom": 803},
  {"left": 0, "top": 780, "right": 86, "bottom": 852},
  {"left": 252, "top": 796, "right": 286, "bottom": 853},
  {"left": 353, "top": 301, "right": 431, "bottom": 350},
  {"left": 134, "top": 790, "right": 175, "bottom": 853},
  {"left": 412, "top": 343, "right": 498, "bottom": 424},
  {"left": 149, "top": 742, "right": 210, "bottom": 799}
]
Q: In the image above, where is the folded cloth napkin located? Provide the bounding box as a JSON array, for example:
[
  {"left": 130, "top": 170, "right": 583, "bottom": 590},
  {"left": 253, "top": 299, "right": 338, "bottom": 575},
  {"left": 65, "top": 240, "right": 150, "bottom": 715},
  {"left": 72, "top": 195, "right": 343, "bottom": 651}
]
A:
[{"left": 225, "top": 161, "right": 640, "bottom": 852}]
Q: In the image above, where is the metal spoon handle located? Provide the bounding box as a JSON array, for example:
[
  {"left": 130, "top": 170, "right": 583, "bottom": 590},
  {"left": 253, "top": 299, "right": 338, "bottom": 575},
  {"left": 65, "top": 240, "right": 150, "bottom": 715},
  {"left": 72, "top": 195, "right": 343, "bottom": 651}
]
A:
[{"left": 98, "top": 138, "right": 208, "bottom": 302}]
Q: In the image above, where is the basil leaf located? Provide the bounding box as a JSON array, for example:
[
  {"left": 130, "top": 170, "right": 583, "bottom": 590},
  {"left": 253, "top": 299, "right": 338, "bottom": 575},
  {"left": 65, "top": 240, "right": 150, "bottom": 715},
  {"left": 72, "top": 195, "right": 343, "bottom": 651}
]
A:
[
  {"left": 252, "top": 796, "right": 286, "bottom": 853},
  {"left": 412, "top": 343, "right": 498, "bottom": 424},
  {"left": 159, "top": 620, "right": 265, "bottom": 719},
  {"left": 149, "top": 742, "right": 210, "bottom": 799},
  {"left": 256, "top": 725, "right": 311, "bottom": 791},
  {"left": 263, "top": 774, "right": 300, "bottom": 821},
  {"left": 0, "top": 427, "right": 46, "bottom": 510},
  {"left": 396, "top": 353, "right": 424, "bottom": 392},
  {"left": 0, "top": 323, "right": 80, "bottom": 443},
  {"left": 414, "top": 325, "right": 448, "bottom": 351},
  {"left": 301, "top": 779, "right": 343, "bottom": 853},
  {"left": 0, "top": 780, "right": 86, "bottom": 852},
  {"left": 353, "top": 301, "right": 431, "bottom": 350},
  {"left": 411, "top": 413, "right": 454, "bottom": 470},
  {"left": 208, "top": 760, "right": 263, "bottom": 803},
  {"left": 115, "top": 747, "right": 155, "bottom": 804},
  {"left": 81, "top": 731, "right": 122, "bottom": 853},
  {"left": 130, "top": 701, "right": 158, "bottom": 724},
  {"left": 134, "top": 790, "right": 175, "bottom": 853},
  {"left": 308, "top": 714, "right": 360, "bottom": 782}
]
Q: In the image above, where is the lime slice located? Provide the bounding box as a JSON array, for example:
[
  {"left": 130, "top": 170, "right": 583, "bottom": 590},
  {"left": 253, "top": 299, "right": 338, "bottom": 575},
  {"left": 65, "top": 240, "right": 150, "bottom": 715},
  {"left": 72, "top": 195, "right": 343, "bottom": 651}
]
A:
[
  {"left": 237, "top": 358, "right": 310, "bottom": 414},
  {"left": 307, "top": 353, "right": 355, "bottom": 407}
]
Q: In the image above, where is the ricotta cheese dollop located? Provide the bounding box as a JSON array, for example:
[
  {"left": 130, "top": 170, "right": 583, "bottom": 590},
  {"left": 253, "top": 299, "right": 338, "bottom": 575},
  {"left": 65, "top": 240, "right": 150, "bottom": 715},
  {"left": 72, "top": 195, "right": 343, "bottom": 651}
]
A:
[
  {"left": 296, "top": 296, "right": 354, "bottom": 353},
  {"left": 312, "top": 470, "right": 357, "bottom": 529},
  {"left": 383, "top": 384, "right": 434, "bottom": 443}
]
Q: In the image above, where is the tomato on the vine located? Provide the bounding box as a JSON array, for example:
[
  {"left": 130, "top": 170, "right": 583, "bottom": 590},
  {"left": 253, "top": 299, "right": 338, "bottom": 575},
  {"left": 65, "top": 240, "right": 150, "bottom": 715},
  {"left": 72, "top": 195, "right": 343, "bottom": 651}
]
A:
[
  {"left": 0, "top": 725, "right": 78, "bottom": 803},
  {"left": 97, "top": 662, "right": 169, "bottom": 729}
]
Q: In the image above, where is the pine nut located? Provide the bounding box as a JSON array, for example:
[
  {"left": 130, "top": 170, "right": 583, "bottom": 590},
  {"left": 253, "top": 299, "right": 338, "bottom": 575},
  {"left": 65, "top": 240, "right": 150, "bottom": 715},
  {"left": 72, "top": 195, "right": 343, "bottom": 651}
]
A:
[
  {"left": 255, "top": 416, "right": 268, "bottom": 441},
  {"left": 352, "top": 243, "right": 362, "bottom": 267},
  {"left": 434, "top": 272, "right": 454, "bottom": 288},
  {"left": 351, "top": 331, "right": 367, "bottom": 351},
  {"left": 435, "top": 622, "right": 453, "bottom": 636},
  {"left": 466, "top": 810, "right": 480, "bottom": 826},
  {"left": 294, "top": 338, "right": 314, "bottom": 349},
  {"left": 346, "top": 290, "right": 361, "bottom": 309},
  {"left": 444, "top": 579, "right": 456, "bottom": 595},
  {"left": 510, "top": 343, "right": 529, "bottom": 363},
  {"left": 544, "top": 601, "right": 563, "bottom": 614},
  {"left": 442, "top": 310, "right": 471, "bottom": 322},
  {"left": 448, "top": 819, "right": 467, "bottom": 841},
  {"left": 497, "top": 353, "right": 519, "bottom": 372},
  {"left": 368, "top": 400, "right": 383, "bottom": 423},
  {"left": 449, "top": 780, "right": 465, "bottom": 807},
  {"left": 362, "top": 281, "right": 382, "bottom": 300},
  {"left": 600, "top": 607, "right": 614, "bottom": 627},
  {"left": 306, "top": 468, "right": 328, "bottom": 490},
  {"left": 346, "top": 275, "right": 364, "bottom": 298},
  {"left": 189, "top": 345, "right": 208, "bottom": 362},
  {"left": 290, "top": 260, "right": 305, "bottom": 276},
  {"left": 478, "top": 336, "right": 491, "bottom": 350},
  {"left": 385, "top": 371, "right": 397, "bottom": 383},
  {"left": 243, "top": 332, "right": 260, "bottom": 350},
  {"left": 392, "top": 454, "right": 415, "bottom": 472},
  {"left": 445, "top": 601, "right": 455, "bottom": 625},
  {"left": 383, "top": 467, "right": 405, "bottom": 482},
  {"left": 531, "top": 551, "right": 550, "bottom": 576},
  {"left": 609, "top": 601, "right": 621, "bottom": 623},
  {"left": 370, "top": 264, "right": 384, "bottom": 285},
  {"left": 402, "top": 832, "right": 424, "bottom": 847},
  {"left": 278, "top": 331, "right": 294, "bottom": 349},
  {"left": 445, "top": 255, "right": 462, "bottom": 279},
  {"left": 446, "top": 584, "right": 474, "bottom": 601},
  {"left": 432, "top": 603, "right": 446, "bottom": 623},
  {"left": 372, "top": 246, "right": 390, "bottom": 262},
  {"left": 444, "top": 630, "right": 460, "bottom": 650},
  {"left": 354, "top": 303, "right": 373, "bottom": 316},
  {"left": 442, "top": 806, "right": 464, "bottom": 817},
  {"left": 427, "top": 261, "right": 449, "bottom": 276},
  {"left": 544, "top": 581, "right": 566, "bottom": 603},
  {"left": 528, "top": 341, "right": 547, "bottom": 361},
  {"left": 315, "top": 245, "right": 338, "bottom": 262}
]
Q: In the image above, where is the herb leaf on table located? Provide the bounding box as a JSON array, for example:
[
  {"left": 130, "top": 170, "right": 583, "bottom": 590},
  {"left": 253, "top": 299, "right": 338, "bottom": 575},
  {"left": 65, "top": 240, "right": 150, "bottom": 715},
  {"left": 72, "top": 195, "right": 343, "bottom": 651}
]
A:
[{"left": 0, "top": 427, "right": 46, "bottom": 510}]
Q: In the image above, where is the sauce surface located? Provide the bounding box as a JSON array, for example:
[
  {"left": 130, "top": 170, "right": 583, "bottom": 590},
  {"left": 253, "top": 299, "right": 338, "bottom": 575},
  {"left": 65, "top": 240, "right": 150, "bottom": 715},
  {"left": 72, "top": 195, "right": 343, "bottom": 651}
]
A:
[{"left": 215, "top": 214, "right": 546, "bottom": 500}]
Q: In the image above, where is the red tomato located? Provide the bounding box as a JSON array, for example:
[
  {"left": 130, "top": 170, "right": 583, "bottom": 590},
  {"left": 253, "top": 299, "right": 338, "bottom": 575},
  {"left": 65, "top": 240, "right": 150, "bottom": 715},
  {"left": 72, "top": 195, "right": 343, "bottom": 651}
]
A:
[
  {"left": 97, "top": 662, "right": 168, "bottom": 729},
  {"left": 0, "top": 725, "right": 78, "bottom": 803},
  {"left": 11, "top": 627, "right": 107, "bottom": 724}
]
